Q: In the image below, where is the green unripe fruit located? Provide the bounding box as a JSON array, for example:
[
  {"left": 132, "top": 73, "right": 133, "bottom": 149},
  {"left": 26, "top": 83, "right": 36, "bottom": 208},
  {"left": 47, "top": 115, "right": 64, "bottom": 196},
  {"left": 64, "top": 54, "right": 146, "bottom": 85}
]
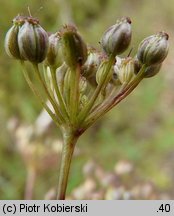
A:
[
  {"left": 82, "top": 48, "right": 103, "bottom": 78},
  {"left": 59, "top": 25, "right": 87, "bottom": 69},
  {"left": 101, "top": 17, "right": 132, "bottom": 56},
  {"left": 144, "top": 64, "right": 162, "bottom": 78},
  {"left": 115, "top": 57, "right": 135, "bottom": 84},
  {"left": 82, "top": 47, "right": 105, "bottom": 87},
  {"left": 5, "top": 15, "right": 49, "bottom": 63},
  {"left": 18, "top": 17, "right": 49, "bottom": 63},
  {"left": 137, "top": 32, "right": 169, "bottom": 66},
  {"left": 45, "top": 33, "right": 62, "bottom": 67},
  {"left": 5, "top": 15, "right": 26, "bottom": 60}
]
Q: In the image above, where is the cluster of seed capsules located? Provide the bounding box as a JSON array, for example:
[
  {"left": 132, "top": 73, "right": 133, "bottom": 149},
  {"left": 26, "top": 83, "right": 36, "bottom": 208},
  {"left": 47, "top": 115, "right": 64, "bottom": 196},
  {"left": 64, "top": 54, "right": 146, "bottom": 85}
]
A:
[{"left": 4, "top": 15, "right": 169, "bottom": 127}]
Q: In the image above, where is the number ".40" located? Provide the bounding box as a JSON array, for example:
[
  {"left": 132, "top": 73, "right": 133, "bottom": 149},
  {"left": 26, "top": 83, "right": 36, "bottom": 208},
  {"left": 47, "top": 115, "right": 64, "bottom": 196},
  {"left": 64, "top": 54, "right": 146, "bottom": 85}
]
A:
[{"left": 158, "top": 204, "right": 170, "bottom": 213}]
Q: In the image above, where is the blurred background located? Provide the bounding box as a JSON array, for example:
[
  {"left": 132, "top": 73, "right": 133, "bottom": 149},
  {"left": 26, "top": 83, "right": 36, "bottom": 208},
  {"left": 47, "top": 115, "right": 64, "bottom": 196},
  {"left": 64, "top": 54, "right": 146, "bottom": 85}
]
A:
[{"left": 1, "top": 0, "right": 174, "bottom": 199}]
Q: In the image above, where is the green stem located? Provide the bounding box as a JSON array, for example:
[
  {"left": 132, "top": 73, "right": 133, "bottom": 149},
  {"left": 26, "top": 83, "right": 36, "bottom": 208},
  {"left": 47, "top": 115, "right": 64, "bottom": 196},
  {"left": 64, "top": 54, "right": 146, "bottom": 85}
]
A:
[
  {"left": 43, "top": 65, "right": 55, "bottom": 99},
  {"left": 64, "top": 69, "right": 71, "bottom": 111},
  {"left": 20, "top": 61, "right": 61, "bottom": 126},
  {"left": 83, "top": 65, "right": 146, "bottom": 130},
  {"left": 69, "top": 65, "right": 80, "bottom": 124},
  {"left": 33, "top": 63, "right": 65, "bottom": 123},
  {"left": 50, "top": 66, "right": 69, "bottom": 121},
  {"left": 57, "top": 129, "right": 78, "bottom": 200},
  {"left": 78, "top": 54, "right": 115, "bottom": 124}
]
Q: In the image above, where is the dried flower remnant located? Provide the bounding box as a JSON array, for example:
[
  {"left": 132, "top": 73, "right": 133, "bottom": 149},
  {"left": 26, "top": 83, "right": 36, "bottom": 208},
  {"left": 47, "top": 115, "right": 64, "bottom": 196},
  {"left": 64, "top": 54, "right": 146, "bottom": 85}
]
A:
[{"left": 5, "top": 15, "right": 169, "bottom": 200}]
